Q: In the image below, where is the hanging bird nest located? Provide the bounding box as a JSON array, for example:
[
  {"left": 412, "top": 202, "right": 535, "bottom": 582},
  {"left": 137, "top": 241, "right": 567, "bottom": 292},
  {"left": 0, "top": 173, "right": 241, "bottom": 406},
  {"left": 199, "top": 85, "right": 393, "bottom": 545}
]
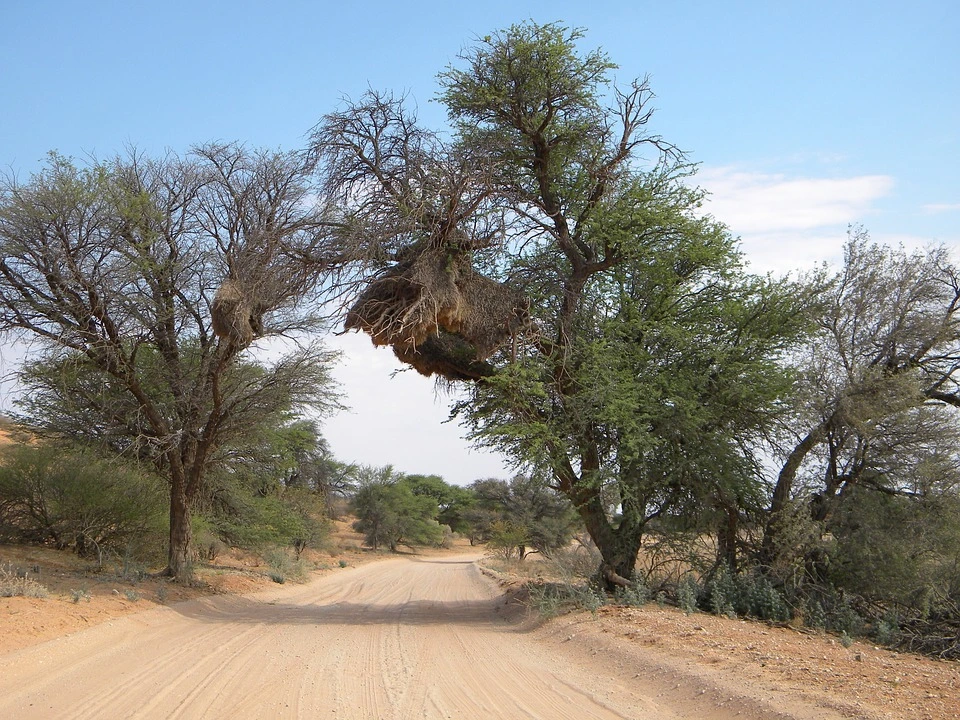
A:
[
  {"left": 344, "top": 249, "right": 463, "bottom": 347},
  {"left": 393, "top": 331, "right": 496, "bottom": 381},
  {"left": 211, "top": 278, "right": 265, "bottom": 348},
  {"left": 345, "top": 247, "right": 529, "bottom": 381}
]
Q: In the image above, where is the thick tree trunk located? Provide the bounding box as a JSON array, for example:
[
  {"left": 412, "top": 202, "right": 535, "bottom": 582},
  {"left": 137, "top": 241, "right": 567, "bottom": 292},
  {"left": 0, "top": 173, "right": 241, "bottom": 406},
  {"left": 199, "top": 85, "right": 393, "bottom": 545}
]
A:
[
  {"left": 167, "top": 483, "right": 193, "bottom": 580},
  {"left": 574, "top": 495, "right": 643, "bottom": 590},
  {"left": 597, "top": 531, "right": 644, "bottom": 590}
]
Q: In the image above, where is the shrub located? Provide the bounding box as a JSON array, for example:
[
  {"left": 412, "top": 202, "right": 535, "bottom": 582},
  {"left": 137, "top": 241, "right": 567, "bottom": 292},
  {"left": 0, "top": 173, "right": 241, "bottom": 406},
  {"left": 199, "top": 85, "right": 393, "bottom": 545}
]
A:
[
  {"left": 0, "top": 443, "right": 166, "bottom": 559},
  {"left": 677, "top": 575, "right": 701, "bottom": 614},
  {"left": 528, "top": 581, "right": 606, "bottom": 618},
  {"left": 614, "top": 579, "right": 650, "bottom": 608},
  {"left": 826, "top": 489, "right": 960, "bottom": 619},
  {"left": 265, "top": 546, "right": 307, "bottom": 583},
  {"left": 0, "top": 563, "right": 49, "bottom": 598}
]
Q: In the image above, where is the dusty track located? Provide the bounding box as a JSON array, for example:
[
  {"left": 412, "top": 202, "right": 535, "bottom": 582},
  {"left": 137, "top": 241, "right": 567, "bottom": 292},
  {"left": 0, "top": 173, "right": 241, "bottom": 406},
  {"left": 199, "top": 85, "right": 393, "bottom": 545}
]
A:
[{"left": 0, "top": 554, "right": 884, "bottom": 719}]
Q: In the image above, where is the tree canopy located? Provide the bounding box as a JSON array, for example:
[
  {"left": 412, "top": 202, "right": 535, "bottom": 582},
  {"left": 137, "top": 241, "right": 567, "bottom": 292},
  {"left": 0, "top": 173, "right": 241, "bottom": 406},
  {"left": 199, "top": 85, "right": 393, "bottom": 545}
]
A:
[
  {"left": 0, "top": 145, "right": 340, "bottom": 577},
  {"left": 311, "top": 21, "right": 813, "bottom": 585}
]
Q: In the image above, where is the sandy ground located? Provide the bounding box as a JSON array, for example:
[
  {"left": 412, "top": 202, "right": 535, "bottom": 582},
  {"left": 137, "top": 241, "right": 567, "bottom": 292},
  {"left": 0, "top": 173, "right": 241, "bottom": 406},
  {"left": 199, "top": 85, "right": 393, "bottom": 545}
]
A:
[{"left": 2, "top": 552, "right": 957, "bottom": 720}]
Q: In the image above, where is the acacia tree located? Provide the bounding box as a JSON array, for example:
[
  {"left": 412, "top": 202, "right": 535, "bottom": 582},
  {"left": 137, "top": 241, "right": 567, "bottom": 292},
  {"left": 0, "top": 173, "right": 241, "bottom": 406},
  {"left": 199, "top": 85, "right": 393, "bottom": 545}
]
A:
[
  {"left": 468, "top": 475, "right": 579, "bottom": 559},
  {"left": 764, "top": 229, "right": 960, "bottom": 560},
  {"left": 350, "top": 466, "right": 444, "bottom": 551},
  {"left": 0, "top": 146, "right": 339, "bottom": 578},
  {"left": 312, "top": 22, "right": 811, "bottom": 586}
]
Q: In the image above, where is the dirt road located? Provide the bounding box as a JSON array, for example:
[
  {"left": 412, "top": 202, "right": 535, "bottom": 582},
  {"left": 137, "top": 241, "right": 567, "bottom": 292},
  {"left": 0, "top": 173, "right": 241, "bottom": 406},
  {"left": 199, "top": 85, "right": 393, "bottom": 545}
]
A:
[{"left": 0, "top": 554, "right": 861, "bottom": 719}]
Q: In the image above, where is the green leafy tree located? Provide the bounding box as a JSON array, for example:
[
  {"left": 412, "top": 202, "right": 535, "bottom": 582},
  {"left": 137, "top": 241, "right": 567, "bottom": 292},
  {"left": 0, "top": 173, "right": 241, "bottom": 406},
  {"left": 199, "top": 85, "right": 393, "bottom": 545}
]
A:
[
  {"left": 313, "top": 22, "right": 810, "bottom": 586},
  {"left": 402, "top": 473, "right": 475, "bottom": 533},
  {"left": 468, "top": 475, "right": 579, "bottom": 559},
  {"left": 441, "top": 23, "right": 808, "bottom": 583},
  {"left": 351, "top": 466, "right": 444, "bottom": 551},
  {"left": 0, "top": 147, "right": 340, "bottom": 578}
]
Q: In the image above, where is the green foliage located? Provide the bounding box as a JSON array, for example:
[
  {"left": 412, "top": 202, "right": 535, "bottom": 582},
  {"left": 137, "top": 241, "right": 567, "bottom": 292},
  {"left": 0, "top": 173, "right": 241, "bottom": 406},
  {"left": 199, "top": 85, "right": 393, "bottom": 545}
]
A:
[
  {"left": 613, "top": 578, "right": 650, "bottom": 607},
  {"left": 677, "top": 575, "right": 701, "bottom": 615},
  {"left": 0, "top": 146, "right": 341, "bottom": 578},
  {"left": 804, "top": 599, "right": 827, "bottom": 629},
  {"left": 825, "top": 489, "right": 960, "bottom": 617},
  {"left": 876, "top": 611, "right": 900, "bottom": 646},
  {"left": 435, "top": 22, "right": 813, "bottom": 585},
  {"left": 202, "top": 480, "right": 327, "bottom": 555},
  {"left": 265, "top": 546, "right": 308, "bottom": 584},
  {"left": 0, "top": 442, "right": 166, "bottom": 559},
  {"left": 487, "top": 520, "right": 529, "bottom": 560},
  {"left": 828, "top": 597, "right": 865, "bottom": 637},
  {"left": 528, "top": 581, "right": 606, "bottom": 618},
  {"left": 351, "top": 467, "right": 444, "bottom": 551},
  {"left": 466, "top": 475, "right": 579, "bottom": 559},
  {"left": 402, "top": 474, "right": 475, "bottom": 533},
  {"left": 705, "top": 567, "right": 791, "bottom": 623}
]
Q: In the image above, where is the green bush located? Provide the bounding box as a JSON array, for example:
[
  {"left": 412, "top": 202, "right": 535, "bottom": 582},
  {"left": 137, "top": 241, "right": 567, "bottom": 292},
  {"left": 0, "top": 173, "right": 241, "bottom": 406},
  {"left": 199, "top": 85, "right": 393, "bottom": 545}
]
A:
[
  {"left": 613, "top": 579, "right": 650, "bottom": 607},
  {"left": 826, "top": 489, "right": 960, "bottom": 618},
  {"left": 264, "top": 546, "right": 308, "bottom": 583},
  {"left": 0, "top": 443, "right": 166, "bottom": 559},
  {"left": 677, "top": 575, "right": 701, "bottom": 614},
  {"left": 705, "top": 567, "right": 791, "bottom": 622},
  {"left": 201, "top": 479, "right": 327, "bottom": 555},
  {"left": 528, "top": 581, "right": 606, "bottom": 617}
]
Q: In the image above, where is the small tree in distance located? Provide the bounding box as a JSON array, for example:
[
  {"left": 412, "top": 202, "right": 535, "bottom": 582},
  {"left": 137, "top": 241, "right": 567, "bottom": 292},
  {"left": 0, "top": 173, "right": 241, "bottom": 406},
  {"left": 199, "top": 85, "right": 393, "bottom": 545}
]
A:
[{"left": 350, "top": 466, "right": 444, "bottom": 551}]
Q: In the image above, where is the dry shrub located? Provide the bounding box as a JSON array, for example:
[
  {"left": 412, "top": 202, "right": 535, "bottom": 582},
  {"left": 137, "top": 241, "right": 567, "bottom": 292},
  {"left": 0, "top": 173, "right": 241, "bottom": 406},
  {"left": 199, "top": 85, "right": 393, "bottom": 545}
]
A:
[{"left": 0, "top": 563, "right": 49, "bottom": 599}]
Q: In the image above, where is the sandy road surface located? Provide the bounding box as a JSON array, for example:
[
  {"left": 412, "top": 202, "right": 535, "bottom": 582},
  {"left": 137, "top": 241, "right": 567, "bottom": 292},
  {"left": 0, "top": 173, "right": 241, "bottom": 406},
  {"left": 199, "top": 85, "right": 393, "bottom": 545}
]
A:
[{"left": 0, "top": 554, "right": 844, "bottom": 720}]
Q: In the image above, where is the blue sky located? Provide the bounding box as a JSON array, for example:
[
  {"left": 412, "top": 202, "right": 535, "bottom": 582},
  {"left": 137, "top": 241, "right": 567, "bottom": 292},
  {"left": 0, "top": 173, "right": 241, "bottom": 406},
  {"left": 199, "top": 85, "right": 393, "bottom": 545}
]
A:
[{"left": 1, "top": 1, "right": 958, "bottom": 483}]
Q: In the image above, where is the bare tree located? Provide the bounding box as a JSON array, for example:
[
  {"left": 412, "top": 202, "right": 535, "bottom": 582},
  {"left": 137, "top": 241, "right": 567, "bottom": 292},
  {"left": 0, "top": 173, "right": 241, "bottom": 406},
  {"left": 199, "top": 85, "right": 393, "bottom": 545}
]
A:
[{"left": 0, "top": 145, "right": 340, "bottom": 578}]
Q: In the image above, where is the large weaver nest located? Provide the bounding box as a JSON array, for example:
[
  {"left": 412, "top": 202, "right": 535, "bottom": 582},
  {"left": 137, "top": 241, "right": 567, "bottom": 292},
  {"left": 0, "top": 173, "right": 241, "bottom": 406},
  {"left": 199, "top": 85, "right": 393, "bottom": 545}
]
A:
[
  {"left": 345, "top": 249, "right": 529, "bottom": 381},
  {"left": 211, "top": 278, "right": 266, "bottom": 348}
]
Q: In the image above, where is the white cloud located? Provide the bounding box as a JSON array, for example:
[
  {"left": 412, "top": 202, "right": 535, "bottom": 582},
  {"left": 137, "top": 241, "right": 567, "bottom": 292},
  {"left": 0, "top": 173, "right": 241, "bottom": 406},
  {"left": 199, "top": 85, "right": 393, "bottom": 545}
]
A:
[
  {"left": 699, "top": 167, "right": 894, "bottom": 233},
  {"left": 696, "top": 167, "right": 895, "bottom": 274}
]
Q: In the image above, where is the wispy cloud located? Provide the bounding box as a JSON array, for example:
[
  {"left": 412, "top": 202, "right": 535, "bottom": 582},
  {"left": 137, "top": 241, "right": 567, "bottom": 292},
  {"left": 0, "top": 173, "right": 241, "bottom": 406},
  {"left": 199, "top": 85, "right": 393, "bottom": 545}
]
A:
[{"left": 695, "top": 167, "right": 895, "bottom": 274}]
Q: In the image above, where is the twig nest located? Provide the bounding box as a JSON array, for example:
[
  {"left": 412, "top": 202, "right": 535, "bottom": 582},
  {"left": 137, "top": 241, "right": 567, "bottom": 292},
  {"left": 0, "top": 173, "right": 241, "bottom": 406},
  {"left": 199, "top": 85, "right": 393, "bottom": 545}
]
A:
[
  {"left": 211, "top": 279, "right": 263, "bottom": 348},
  {"left": 345, "top": 248, "right": 528, "bottom": 380}
]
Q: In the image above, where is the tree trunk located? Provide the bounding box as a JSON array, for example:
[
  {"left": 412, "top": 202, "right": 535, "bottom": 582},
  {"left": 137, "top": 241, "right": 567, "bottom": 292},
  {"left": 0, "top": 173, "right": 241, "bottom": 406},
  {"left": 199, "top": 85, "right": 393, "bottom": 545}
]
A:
[
  {"left": 574, "top": 495, "right": 642, "bottom": 590},
  {"left": 717, "top": 504, "right": 740, "bottom": 572},
  {"left": 761, "top": 423, "right": 828, "bottom": 564},
  {"left": 597, "top": 532, "right": 643, "bottom": 591},
  {"left": 167, "top": 483, "right": 193, "bottom": 580}
]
